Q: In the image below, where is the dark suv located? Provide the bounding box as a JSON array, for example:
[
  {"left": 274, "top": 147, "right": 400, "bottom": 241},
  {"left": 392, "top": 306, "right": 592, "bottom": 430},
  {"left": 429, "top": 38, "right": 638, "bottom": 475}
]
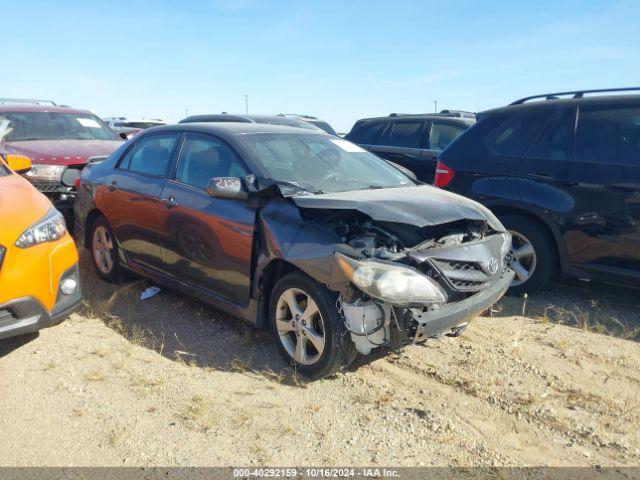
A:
[
  {"left": 345, "top": 112, "right": 474, "bottom": 183},
  {"left": 435, "top": 88, "right": 640, "bottom": 293}
]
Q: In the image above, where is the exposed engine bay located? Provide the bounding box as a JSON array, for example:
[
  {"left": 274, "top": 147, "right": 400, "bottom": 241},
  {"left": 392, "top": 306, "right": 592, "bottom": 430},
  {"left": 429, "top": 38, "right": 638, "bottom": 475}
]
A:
[{"left": 302, "top": 208, "right": 513, "bottom": 355}]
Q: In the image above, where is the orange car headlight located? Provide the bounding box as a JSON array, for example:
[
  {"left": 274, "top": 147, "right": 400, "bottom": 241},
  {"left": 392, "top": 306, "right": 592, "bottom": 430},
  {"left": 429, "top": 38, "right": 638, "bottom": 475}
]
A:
[{"left": 15, "top": 208, "right": 67, "bottom": 249}]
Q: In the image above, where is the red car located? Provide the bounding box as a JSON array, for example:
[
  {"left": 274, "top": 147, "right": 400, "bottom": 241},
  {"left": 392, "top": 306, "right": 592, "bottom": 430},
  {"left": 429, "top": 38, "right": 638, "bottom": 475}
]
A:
[{"left": 0, "top": 99, "right": 123, "bottom": 221}]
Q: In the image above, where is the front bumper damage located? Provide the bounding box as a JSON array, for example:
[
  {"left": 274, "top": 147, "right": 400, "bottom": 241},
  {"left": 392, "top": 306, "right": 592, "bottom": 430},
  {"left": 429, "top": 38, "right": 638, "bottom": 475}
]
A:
[
  {"left": 338, "top": 230, "right": 513, "bottom": 355},
  {"left": 341, "top": 269, "right": 513, "bottom": 354},
  {"left": 412, "top": 268, "right": 514, "bottom": 342}
]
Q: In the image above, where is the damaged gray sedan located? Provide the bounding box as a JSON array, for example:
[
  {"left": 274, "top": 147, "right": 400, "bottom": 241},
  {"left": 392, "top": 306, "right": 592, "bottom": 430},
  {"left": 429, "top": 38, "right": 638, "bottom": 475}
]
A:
[{"left": 74, "top": 122, "right": 514, "bottom": 379}]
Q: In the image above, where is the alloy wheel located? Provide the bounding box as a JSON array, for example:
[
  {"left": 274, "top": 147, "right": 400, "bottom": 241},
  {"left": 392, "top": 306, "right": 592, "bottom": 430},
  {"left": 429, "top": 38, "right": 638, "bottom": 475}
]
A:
[
  {"left": 275, "top": 288, "right": 326, "bottom": 366},
  {"left": 509, "top": 230, "right": 537, "bottom": 286},
  {"left": 92, "top": 225, "right": 115, "bottom": 275}
]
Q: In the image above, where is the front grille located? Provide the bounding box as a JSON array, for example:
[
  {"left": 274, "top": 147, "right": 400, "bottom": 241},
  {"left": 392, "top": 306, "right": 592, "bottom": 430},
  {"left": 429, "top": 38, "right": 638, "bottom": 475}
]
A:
[
  {"left": 430, "top": 258, "right": 493, "bottom": 292},
  {"left": 31, "top": 181, "right": 71, "bottom": 193},
  {"left": 0, "top": 309, "right": 16, "bottom": 328}
]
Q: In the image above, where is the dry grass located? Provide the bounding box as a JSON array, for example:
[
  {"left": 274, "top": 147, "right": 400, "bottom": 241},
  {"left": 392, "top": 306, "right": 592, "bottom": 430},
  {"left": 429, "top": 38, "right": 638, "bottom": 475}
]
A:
[
  {"left": 89, "top": 347, "right": 110, "bottom": 358},
  {"left": 179, "top": 394, "right": 219, "bottom": 432},
  {"left": 43, "top": 361, "right": 58, "bottom": 371},
  {"left": 105, "top": 426, "right": 127, "bottom": 446},
  {"left": 83, "top": 370, "right": 105, "bottom": 382}
]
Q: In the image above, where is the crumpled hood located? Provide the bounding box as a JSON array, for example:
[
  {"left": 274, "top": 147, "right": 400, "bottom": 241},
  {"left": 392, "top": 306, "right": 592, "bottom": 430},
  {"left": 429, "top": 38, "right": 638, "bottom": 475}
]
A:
[
  {"left": 292, "top": 185, "right": 505, "bottom": 231},
  {"left": 0, "top": 173, "right": 51, "bottom": 243},
  {"left": 3, "top": 139, "right": 122, "bottom": 166}
]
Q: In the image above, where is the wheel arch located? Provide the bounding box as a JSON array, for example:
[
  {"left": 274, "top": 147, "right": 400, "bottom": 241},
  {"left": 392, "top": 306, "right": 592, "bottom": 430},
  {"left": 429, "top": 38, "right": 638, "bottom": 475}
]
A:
[
  {"left": 84, "top": 208, "right": 106, "bottom": 249},
  {"left": 487, "top": 203, "right": 566, "bottom": 265},
  {"left": 255, "top": 259, "right": 303, "bottom": 329}
]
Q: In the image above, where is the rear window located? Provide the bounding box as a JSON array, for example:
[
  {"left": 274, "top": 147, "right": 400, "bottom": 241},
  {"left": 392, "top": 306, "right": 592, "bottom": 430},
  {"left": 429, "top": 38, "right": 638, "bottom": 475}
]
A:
[
  {"left": 490, "top": 108, "right": 551, "bottom": 156},
  {"left": 385, "top": 121, "right": 425, "bottom": 148},
  {"left": 428, "top": 122, "right": 466, "bottom": 150},
  {"left": 574, "top": 106, "right": 640, "bottom": 166},
  {"left": 346, "top": 121, "right": 387, "bottom": 145}
]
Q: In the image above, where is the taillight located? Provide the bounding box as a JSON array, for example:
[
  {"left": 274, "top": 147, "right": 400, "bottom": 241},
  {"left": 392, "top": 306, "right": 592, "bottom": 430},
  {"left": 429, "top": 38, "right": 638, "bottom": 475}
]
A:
[{"left": 434, "top": 160, "right": 455, "bottom": 188}]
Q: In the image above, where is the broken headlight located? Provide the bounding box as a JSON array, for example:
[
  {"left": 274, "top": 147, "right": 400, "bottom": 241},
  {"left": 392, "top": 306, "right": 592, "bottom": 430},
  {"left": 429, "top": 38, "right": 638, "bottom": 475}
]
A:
[{"left": 336, "top": 253, "right": 447, "bottom": 307}]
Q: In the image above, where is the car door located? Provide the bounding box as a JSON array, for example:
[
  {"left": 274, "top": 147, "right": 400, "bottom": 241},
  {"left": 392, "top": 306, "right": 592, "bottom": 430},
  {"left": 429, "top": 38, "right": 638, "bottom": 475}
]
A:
[
  {"left": 158, "top": 133, "right": 256, "bottom": 306},
  {"left": 102, "top": 132, "right": 180, "bottom": 269},
  {"left": 421, "top": 121, "right": 468, "bottom": 182},
  {"left": 367, "top": 120, "right": 431, "bottom": 181},
  {"left": 565, "top": 103, "right": 640, "bottom": 273},
  {"left": 519, "top": 103, "right": 640, "bottom": 276}
]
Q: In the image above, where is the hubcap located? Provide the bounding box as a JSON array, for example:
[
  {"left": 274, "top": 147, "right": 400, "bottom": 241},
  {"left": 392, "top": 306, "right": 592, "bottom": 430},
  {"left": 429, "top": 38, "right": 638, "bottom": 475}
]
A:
[
  {"left": 92, "top": 225, "right": 115, "bottom": 275},
  {"left": 509, "top": 230, "right": 536, "bottom": 286},
  {"left": 275, "top": 288, "right": 326, "bottom": 366}
]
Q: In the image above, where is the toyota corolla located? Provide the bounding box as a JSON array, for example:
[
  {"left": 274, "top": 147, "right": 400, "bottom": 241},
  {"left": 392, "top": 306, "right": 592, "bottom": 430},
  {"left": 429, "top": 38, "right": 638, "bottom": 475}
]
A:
[{"left": 74, "top": 123, "right": 513, "bottom": 379}]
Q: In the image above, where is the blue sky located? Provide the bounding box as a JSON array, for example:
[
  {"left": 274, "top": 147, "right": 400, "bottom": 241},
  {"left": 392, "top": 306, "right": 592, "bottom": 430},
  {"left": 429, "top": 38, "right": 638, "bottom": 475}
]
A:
[{"left": 2, "top": 0, "right": 638, "bottom": 131}]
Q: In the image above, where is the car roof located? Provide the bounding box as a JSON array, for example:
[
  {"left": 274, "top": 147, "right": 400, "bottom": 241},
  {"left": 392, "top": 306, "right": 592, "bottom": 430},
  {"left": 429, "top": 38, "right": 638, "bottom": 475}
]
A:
[
  {"left": 148, "top": 121, "right": 328, "bottom": 136},
  {"left": 483, "top": 93, "right": 640, "bottom": 116},
  {"left": 353, "top": 114, "right": 473, "bottom": 125},
  {"left": 0, "top": 104, "right": 95, "bottom": 115},
  {"left": 179, "top": 114, "right": 293, "bottom": 123}
]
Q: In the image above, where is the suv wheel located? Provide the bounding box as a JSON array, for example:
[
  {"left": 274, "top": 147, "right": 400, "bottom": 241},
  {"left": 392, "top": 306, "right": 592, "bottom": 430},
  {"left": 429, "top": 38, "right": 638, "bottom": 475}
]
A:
[
  {"left": 499, "top": 214, "right": 556, "bottom": 294},
  {"left": 269, "top": 272, "right": 355, "bottom": 379},
  {"left": 90, "top": 216, "right": 124, "bottom": 283}
]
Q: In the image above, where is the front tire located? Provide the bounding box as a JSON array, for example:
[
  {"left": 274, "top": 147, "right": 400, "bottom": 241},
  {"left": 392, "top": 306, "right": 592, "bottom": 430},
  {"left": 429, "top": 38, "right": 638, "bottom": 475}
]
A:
[
  {"left": 269, "top": 272, "right": 355, "bottom": 380},
  {"left": 90, "top": 216, "right": 124, "bottom": 283},
  {"left": 499, "top": 214, "right": 556, "bottom": 295}
]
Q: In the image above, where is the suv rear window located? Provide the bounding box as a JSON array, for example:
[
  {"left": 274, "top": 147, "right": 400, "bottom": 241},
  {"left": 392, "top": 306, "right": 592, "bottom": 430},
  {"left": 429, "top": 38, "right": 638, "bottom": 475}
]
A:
[
  {"left": 428, "top": 122, "right": 466, "bottom": 150},
  {"left": 490, "top": 108, "right": 551, "bottom": 157},
  {"left": 385, "top": 121, "right": 424, "bottom": 148},
  {"left": 574, "top": 106, "right": 640, "bottom": 165}
]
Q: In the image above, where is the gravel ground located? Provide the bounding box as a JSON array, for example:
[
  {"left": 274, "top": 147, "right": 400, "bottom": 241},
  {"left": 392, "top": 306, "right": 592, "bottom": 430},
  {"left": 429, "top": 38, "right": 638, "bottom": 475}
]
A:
[{"left": 0, "top": 252, "right": 638, "bottom": 467}]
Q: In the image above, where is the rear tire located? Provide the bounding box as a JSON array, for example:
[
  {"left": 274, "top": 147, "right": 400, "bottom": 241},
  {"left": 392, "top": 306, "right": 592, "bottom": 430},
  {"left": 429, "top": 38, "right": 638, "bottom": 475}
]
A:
[
  {"left": 499, "top": 214, "right": 556, "bottom": 295},
  {"left": 269, "top": 272, "right": 355, "bottom": 380},
  {"left": 90, "top": 216, "right": 124, "bottom": 283}
]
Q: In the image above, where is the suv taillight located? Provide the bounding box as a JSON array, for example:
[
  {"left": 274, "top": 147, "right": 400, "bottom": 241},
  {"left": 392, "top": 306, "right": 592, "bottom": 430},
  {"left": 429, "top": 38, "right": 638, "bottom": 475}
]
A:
[{"left": 434, "top": 161, "right": 455, "bottom": 188}]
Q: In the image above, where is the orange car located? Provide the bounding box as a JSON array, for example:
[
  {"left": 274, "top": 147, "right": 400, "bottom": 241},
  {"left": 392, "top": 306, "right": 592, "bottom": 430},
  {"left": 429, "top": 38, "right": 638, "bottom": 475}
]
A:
[{"left": 0, "top": 154, "right": 81, "bottom": 341}]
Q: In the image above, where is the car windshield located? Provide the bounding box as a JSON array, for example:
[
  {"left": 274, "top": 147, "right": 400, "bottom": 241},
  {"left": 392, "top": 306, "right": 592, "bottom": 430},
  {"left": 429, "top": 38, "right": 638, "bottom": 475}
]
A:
[
  {"left": 0, "top": 112, "right": 119, "bottom": 141},
  {"left": 240, "top": 133, "right": 412, "bottom": 194}
]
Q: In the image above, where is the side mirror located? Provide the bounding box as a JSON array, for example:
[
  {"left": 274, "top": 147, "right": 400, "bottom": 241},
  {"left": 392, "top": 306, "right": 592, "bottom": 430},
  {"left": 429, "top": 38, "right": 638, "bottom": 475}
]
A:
[
  {"left": 119, "top": 132, "right": 129, "bottom": 140},
  {"left": 5, "top": 154, "right": 32, "bottom": 174},
  {"left": 206, "top": 177, "right": 248, "bottom": 200}
]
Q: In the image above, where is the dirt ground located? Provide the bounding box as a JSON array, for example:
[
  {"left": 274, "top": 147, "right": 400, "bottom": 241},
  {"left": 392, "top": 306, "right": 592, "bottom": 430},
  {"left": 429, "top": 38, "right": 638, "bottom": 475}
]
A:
[{"left": 1, "top": 252, "right": 639, "bottom": 467}]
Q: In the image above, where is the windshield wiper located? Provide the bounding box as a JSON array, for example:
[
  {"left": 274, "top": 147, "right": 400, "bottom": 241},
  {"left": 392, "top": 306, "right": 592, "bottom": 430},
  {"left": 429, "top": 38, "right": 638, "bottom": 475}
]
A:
[
  {"left": 365, "top": 184, "right": 408, "bottom": 190},
  {"left": 251, "top": 177, "right": 324, "bottom": 196}
]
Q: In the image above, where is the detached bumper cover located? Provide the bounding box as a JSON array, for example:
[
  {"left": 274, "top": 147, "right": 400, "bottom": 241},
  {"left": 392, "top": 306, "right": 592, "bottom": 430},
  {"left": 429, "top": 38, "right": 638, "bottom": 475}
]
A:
[
  {"left": 412, "top": 269, "right": 515, "bottom": 341},
  {"left": 0, "top": 265, "right": 82, "bottom": 341}
]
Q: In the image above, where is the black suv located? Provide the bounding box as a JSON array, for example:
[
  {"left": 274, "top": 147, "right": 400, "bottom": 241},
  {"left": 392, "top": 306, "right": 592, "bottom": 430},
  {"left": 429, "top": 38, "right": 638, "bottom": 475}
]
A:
[
  {"left": 345, "top": 112, "right": 474, "bottom": 183},
  {"left": 436, "top": 88, "right": 640, "bottom": 293}
]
